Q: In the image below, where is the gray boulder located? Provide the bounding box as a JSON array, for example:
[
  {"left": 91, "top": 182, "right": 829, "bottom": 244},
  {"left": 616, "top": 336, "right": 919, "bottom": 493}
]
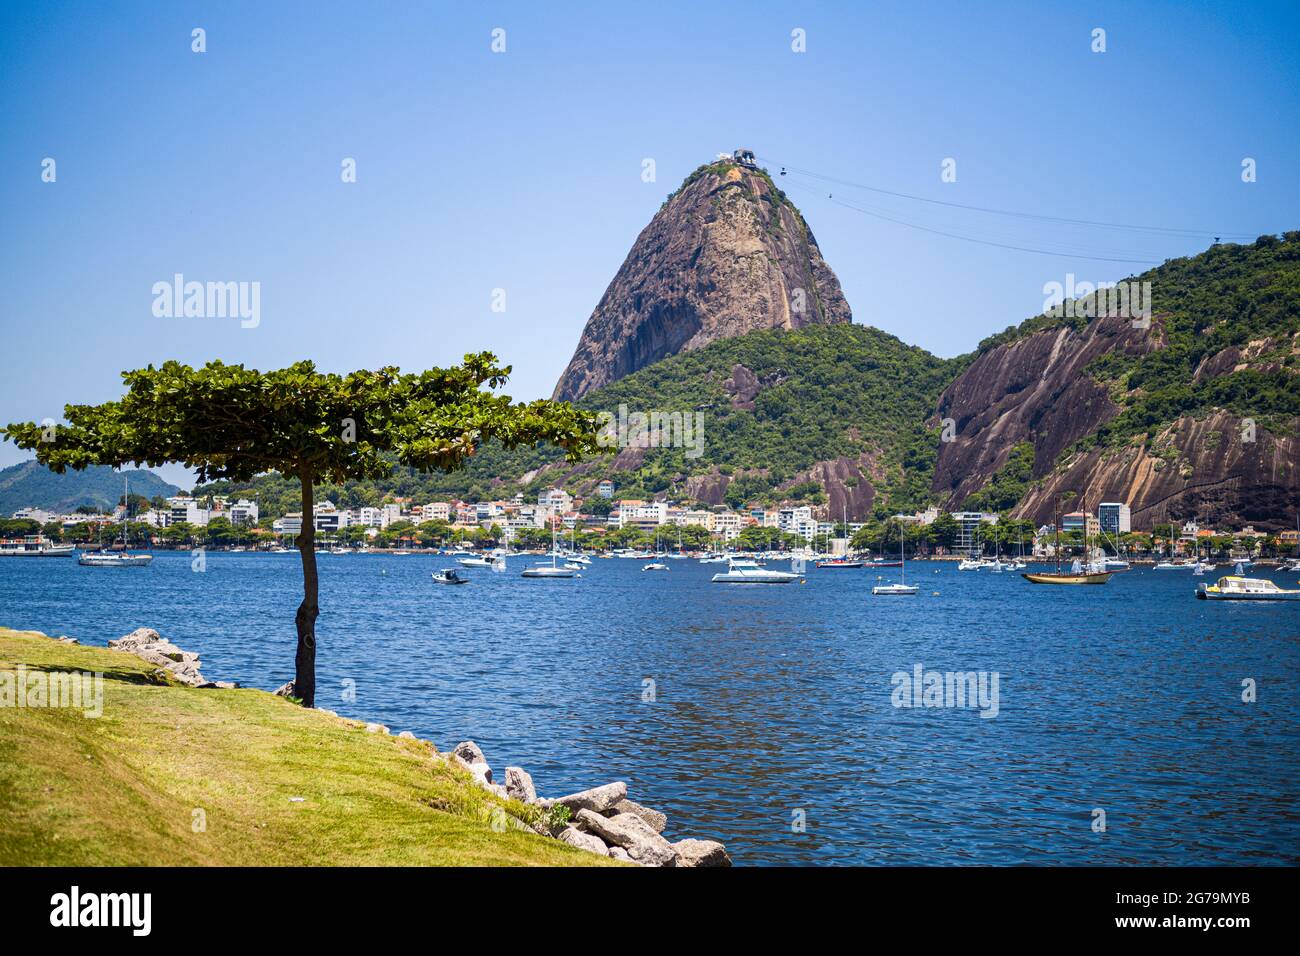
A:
[
  {"left": 110, "top": 627, "right": 219, "bottom": 687},
  {"left": 575, "top": 809, "right": 676, "bottom": 867},
  {"left": 273, "top": 680, "right": 296, "bottom": 697},
  {"left": 557, "top": 825, "right": 609, "bottom": 857},
  {"left": 108, "top": 627, "right": 164, "bottom": 651},
  {"left": 610, "top": 798, "right": 666, "bottom": 833},
  {"left": 548, "top": 781, "right": 626, "bottom": 815},
  {"left": 504, "top": 767, "right": 537, "bottom": 803},
  {"left": 364, "top": 723, "right": 390, "bottom": 734},
  {"left": 608, "top": 846, "right": 633, "bottom": 863},
  {"left": 451, "top": 741, "right": 493, "bottom": 784},
  {"left": 672, "top": 839, "right": 732, "bottom": 867}
]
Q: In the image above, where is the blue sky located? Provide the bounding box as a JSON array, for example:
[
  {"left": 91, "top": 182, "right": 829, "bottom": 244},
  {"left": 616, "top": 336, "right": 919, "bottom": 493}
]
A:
[{"left": 2, "top": 0, "right": 1297, "bottom": 487}]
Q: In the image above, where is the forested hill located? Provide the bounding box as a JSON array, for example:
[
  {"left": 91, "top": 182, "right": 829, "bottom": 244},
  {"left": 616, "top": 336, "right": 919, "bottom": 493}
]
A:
[
  {"left": 0, "top": 461, "right": 179, "bottom": 514},
  {"left": 195, "top": 324, "right": 958, "bottom": 521},
  {"left": 933, "top": 232, "right": 1300, "bottom": 530}
]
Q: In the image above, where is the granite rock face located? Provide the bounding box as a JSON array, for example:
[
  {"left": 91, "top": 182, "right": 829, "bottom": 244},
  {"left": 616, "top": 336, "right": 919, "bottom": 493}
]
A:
[
  {"left": 553, "top": 157, "right": 851, "bottom": 402},
  {"left": 932, "top": 308, "right": 1300, "bottom": 529}
]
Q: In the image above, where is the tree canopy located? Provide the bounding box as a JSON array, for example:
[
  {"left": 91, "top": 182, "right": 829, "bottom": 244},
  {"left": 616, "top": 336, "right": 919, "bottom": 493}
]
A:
[{"left": 4, "top": 354, "right": 602, "bottom": 706}]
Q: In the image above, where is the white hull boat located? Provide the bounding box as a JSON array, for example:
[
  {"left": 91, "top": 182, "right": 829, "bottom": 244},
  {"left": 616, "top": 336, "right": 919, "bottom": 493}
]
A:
[
  {"left": 79, "top": 551, "right": 153, "bottom": 567},
  {"left": 711, "top": 559, "right": 801, "bottom": 584},
  {"left": 1197, "top": 576, "right": 1300, "bottom": 601},
  {"left": 521, "top": 565, "right": 576, "bottom": 578}
]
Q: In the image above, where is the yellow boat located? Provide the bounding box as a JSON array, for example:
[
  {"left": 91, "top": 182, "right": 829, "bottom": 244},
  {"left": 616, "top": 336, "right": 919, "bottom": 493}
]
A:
[
  {"left": 1024, "top": 499, "right": 1112, "bottom": 585},
  {"left": 1196, "top": 576, "right": 1300, "bottom": 601},
  {"left": 1022, "top": 570, "right": 1112, "bottom": 585}
]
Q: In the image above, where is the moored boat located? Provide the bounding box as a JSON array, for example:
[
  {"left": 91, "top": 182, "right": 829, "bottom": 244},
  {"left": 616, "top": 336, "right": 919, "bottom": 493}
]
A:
[
  {"left": 816, "top": 557, "right": 864, "bottom": 569},
  {"left": 1022, "top": 569, "right": 1111, "bottom": 585},
  {"left": 79, "top": 551, "right": 153, "bottom": 567},
  {"left": 1022, "top": 500, "right": 1111, "bottom": 585},
  {"left": 711, "top": 558, "right": 801, "bottom": 584},
  {"left": 0, "top": 535, "right": 75, "bottom": 557},
  {"left": 1197, "top": 575, "right": 1300, "bottom": 601}
]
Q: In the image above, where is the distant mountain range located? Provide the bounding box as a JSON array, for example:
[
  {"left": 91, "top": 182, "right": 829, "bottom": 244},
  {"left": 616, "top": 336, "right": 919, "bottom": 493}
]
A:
[{"left": 0, "top": 461, "right": 180, "bottom": 515}]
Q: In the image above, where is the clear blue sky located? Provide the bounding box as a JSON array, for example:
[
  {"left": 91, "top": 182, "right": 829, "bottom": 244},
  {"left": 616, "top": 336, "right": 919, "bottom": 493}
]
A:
[{"left": 2, "top": 0, "right": 1297, "bottom": 487}]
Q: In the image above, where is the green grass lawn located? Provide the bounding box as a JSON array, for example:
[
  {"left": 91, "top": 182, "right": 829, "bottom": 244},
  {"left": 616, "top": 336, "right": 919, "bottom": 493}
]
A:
[{"left": 0, "top": 627, "right": 610, "bottom": 866}]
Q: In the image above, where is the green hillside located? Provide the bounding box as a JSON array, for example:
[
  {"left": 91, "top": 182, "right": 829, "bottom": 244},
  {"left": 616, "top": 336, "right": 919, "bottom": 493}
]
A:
[
  {"left": 195, "top": 324, "right": 958, "bottom": 516},
  {"left": 978, "top": 232, "right": 1300, "bottom": 450},
  {"left": 0, "top": 461, "right": 180, "bottom": 514}
]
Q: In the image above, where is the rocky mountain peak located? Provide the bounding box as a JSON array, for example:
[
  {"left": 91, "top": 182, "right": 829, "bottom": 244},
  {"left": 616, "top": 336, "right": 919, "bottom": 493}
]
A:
[{"left": 552, "top": 155, "right": 852, "bottom": 402}]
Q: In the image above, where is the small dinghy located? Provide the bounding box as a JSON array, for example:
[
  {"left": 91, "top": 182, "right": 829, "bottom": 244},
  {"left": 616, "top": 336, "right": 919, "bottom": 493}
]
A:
[{"left": 432, "top": 569, "right": 469, "bottom": 585}]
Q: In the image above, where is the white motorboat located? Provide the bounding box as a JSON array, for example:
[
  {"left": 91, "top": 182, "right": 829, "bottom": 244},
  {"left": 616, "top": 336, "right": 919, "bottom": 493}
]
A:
[
  {"left": 1197, "top": 575, "right": 1300, "bottom": 601},
  {"left": 79, "top": 551, "right": 153, "bottom": 567},
  {"left": 711, "top": 558, "right": 801, "bottom": 584},
  {"left": 431, "top": 568, "right": 469, "bottom": 585},
  {"left": 1153, "top": 561, "right": 1193, "bottom": 570},
  {"left": 457, "top": 556, "right": 495, "bottom": 568},
  {"left": 957, "top": 558, "right": 983, "bottom": 571},
  {"left": 1104, "top": 558, "right": 1131, "bottom": 571},
  {"left": 642, "top": 562, "right": 669, "bottom": 572}
]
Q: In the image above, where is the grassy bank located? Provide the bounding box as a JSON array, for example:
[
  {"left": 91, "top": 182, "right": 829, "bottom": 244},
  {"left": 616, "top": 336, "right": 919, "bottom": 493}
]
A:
[{"left": 0, "top": 628, "right": 608, "bottom": 866}]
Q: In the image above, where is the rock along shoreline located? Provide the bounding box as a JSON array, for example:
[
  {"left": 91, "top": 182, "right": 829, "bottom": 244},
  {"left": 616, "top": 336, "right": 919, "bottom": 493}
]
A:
[{"left": 70, "top": 627, "right": 731, "bottom": 867}]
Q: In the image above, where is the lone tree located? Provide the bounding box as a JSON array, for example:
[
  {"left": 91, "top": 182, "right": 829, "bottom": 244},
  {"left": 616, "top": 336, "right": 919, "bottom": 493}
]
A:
[{"left": 4, "top": 355, "right": 601, "bottom": 707}]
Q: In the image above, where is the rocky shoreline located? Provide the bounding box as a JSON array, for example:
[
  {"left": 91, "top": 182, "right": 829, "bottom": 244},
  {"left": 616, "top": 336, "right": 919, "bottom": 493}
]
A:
[{"left": 81, "top": 627, "right": 729, "bottom": 867}]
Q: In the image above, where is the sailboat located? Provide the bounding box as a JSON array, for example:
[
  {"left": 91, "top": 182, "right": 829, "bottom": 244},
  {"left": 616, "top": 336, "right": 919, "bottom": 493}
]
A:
[
  {"left": 522, "top": 520, "right": 576, "bottom": 578},
  {"left": 817, "top": 502, "right": 864, "bottom": 568},
  {"left": 1022, "top": 502, "right": 1110, "bottom": 585},
  {"left": 872, "top": 521, "right": 918, "bottom": 595},
  {"left": 79, "top": 477, "right": 154, "bottom": 567}
]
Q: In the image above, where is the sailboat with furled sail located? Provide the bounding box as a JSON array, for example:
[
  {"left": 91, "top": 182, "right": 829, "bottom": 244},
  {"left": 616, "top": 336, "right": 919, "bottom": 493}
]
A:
[
  {"left": 79, "top": 476, "right": 154, "bottom": 567},
  {"left": 1022, "top": 499, "right": 1110, "bottom": 585}
]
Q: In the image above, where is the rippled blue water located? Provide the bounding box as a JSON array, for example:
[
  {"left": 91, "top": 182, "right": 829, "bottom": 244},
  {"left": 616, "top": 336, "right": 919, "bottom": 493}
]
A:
[{"left": 3, "top": 551, "right": 1298, "bottom": 865}]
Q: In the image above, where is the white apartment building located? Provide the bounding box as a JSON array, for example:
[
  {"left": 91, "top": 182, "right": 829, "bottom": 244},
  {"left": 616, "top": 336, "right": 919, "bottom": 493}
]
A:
[
  {"left": 274, "top": 513, "right": 303, "bottom": 536},
  {"left": 617, "top": 500, "right": 668, "bottom": 530},
  {"left": 166, "top": 496, "right": 211, "bottom": 527},
  {"left": 675, "top": 509, "right": 714, "bottom": 529},
  {"left": 777, "top": 506, "right": 816, "bottom": 541},
  {"left": 313, "top": 502, "right": 349, "bottom": 532},
  {"left": 712, "top": 512, "right": 743, "bottom": 540},
  {"left": 538, "top": 488, "right": 574, "bottom": 514},
  {"left": 229, "top": 499, "right": 259, "bottom": 526}
]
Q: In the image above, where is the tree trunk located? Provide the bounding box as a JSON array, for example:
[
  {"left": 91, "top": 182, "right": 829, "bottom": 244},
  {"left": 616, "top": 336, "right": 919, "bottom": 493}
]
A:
[{"left": 295, "top": 472, "right": 319, "bottom": 708}]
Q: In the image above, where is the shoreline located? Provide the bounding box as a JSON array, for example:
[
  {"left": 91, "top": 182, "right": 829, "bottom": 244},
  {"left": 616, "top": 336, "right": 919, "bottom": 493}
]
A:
[{"left": 1, "top": 625, "right": 729, "bottom": 867}]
